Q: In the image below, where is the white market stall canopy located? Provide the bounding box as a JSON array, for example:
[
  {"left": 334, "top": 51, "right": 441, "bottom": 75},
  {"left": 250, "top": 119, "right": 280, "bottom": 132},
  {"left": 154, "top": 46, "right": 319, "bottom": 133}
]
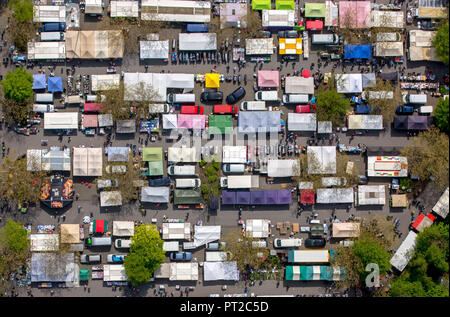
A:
[
  {"left": 316, "top": 188, "right": 354, "bottom": 204},
  {"left": 30, "top": 253, "right": 75, "bottom": 283},
  {"left": 168, "top": 147, "right": 198, "bottom": 163},
  {"left": 140, "top": 40, "right": 169, "bottom": 59},
  {"left": 27, "top": 147, "right": 71, "bottom": 171},
  {"left": 110, "top": 1, "right": 139, "bottom": 17},
  {"left": 222, "top": 146, "right": 247, "bottom": 164},
  {"left": 267, "top": 159, "right": 300, "bottom": 177},
  {"left": 113, "top": 221, "right": 135, "bottom": 237},
  {"left": 347, "top": 115, "right": 383, "bottom": 130},
  {"left": 370, "top": 10, "right": 404, "bottom": 28},
  {"left": 367, "top": 156, "right": 408, "bottom": 177},
  {"left": 375, "top": 42, "right": 404, "bottom": 57},
  {"left": 141, "top": 186, "right": 170, "bottom": 203},
  {"left": 44, "top": 112, "right": 78, "bottom": 130},
  {"left": 317, "top": 121, "right": 332, "bottom": 133},
  {"left": 307, "top": 146, "right": 336, "bottom": 174},
  {"left": 72, "top": 147, "right": 103, "bottom": 177},
  {"left": 432, "top": 187, "right": 449, "bottom": 219},
  {"left": 332, "top": 222, "right": 360, "bottom": 238},
  {"left": 336, "top": 74, "right": 363, "bottom": 94},
  {"left": 98, "top": 114, "right": 114, "bottom": 127},
  {"left": 103, "top": 264, "right": 128, "bottom": 281},
  {"left": 245, "top": 219, "right": 270, "bottom": 238},
  {"left": 193, "top": 226, "right": 221, "bottom": 248},
  {"left": 390, "top": 231, "right": 417, "bottom": 272},
  {"left": 238, "top": 111, "right": 281, "bottom": 133},
  {"left": 357, "top": 185, "right": 386, "bottom": 205},
  {"left": 284, "top": 77, "right": 314, "bottom": 94},
  {"left": 65, "top": 30, "right": 124, "bottom": 59},
  {"left": 33, "top": 5, "right": 66, "bottom": 23},
  {"left": 262, "top": 10, "right": 295, "bottom": 27},
  {"left": 162, "top": 222, "right": 191, "bottom": 240},
  {"left": 169, "top": 262, "right": 198, "bottom": 281},
  {"left": 141, "top": 0, "right": 211, "bottom": 23},
  {"left": 226, "top": 175, "right": 259, "bottom": 189},
  {"left": 325, "top": 1, "right": 338, "bottom": 26},
  {"left": 100, "top": 191, "right": 123, "bottom": 207},
  {"left": 179, "top": 33, "right": 217, "bottom": 51},
  {"left": 85, "top": 0, "right": 103, "bottom": 14},
  {"left": 91, "top": 74, "right": 121, "bottom": 91},
  {"left": 30, "top": 234, "right": 60, "bottom": 252},
  {"left": 204, "top": 262, "right": 239, "bottom": 281},
  {"left": 288, "top": 113, "right": 317, "bottom": 131},
  {"left": 163, "top": 114, "right": 178, "bottom": 129},
  {"left": 245, "top": 38, "right": 274, "bottom": 55},
  {"left": 28, "top": 41, "right": 66, "bottom": 60},
  {"left": 408, "top": 30, "right": 439, "bottom": 61}
]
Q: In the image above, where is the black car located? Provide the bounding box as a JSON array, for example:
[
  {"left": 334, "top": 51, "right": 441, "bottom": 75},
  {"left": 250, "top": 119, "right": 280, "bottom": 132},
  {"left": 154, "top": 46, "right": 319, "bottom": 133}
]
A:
[
  {"left": 282, "top": 55, "right": 298, "bottom": 62},
  {"left": 260, "top": 31, "right": 272, "bottom": 38},
  {"left": 277, "top": 30, "right": 298, "bottom": 38},
  {"left": 149, "top": 177, "right": 171, "bottom": 187},
  {"left": 226, "top": 87, "right": 246, "bottom": 104},
  {"left": 200, "top": 91, "right": 223, "bottom": 103},
  {"left": 305, "top": 238, "right": 326, "bottom": 248}
]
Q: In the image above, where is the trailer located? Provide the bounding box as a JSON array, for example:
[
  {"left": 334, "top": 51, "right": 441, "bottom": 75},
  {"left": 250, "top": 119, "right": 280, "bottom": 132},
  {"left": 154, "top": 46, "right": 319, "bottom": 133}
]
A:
[
  {"left": 220, "top": 175, "right": 259, "bottom": 189},
  {"left": 287, "top": 249, "right": 332, "bottom": 263}
]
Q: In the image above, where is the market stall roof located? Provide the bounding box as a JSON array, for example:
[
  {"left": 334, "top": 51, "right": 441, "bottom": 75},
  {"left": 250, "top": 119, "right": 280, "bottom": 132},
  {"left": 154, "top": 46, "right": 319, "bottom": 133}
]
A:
[
  {"left": 179, "top": 33, "right": 217, "bottom": 51},
  {"left": 238, "top": 111, "right": 281, "bottom": 133},
  {"left": 141, "top": 0, "right": 211, "bottom": 23},
  {"left": 169, "top": 262, "right": 198, "bottom": 281},
  {"left": 103, "top": 264, "right": 128, "bottom": 281},
  {"left": 162, "top": 222, "right": 191, "bottom": 240},
  {"left": 65, "top": 30, "right": 124, "bottom": 59},
  {"left": 432, "top": 187, "right": 449, "bottom": 219},
  {"left": 288, "top": 113, "right": 317, "bottom": 131},
  {"left": 408, "top": 30, "right": 439, "bottom": 61},
  {"left": 394, "top": 116, "right": 408, "bottom": 130},
  {"left": 262, "top": 9, "right": 296, "bottom": 27},
  {"left": 168, "top": 147, "right": 197, "bottom": 163},
  {"left": 307, "top": 146, "right": 336, "bottom": 174},
  {"left": 236, "top": 191, "right": 251, "bottom": 205},
  {"left": 338, "top": 1, "right": 371, "bottom": 28},
  {"left": 245, "top": 219, "right": 270, "bottom": 238},
  {"left": 252, "top": 0, "right": 271, "bottom": 10},
  {"left": 325, "top": 0, "right": 338, "bottom": 26},
  {"left": 148, "top": 161, "right": 164, "bottom": 176},
  {"left": 336, "top": 74, "right": 363, "bottom": 94},
  {"left": 286, "top": 265, "right": 345, "bottom": 281},
  {"left": 306, "top": 20, "right": 324, "bottom": 30},
  {"left": 107, "top": 147, "right": 129, "bottom": 162},
  {"left": 177, "top": 114, "right": 206, "bottom": 130},
  {"left": 220, "top": 3, "right": 248, "bottom": 29},
  {"left": 370, "top": 10, "right": 404, "bottom": 28},
  {"left": 344, "top": 45, "right": 371, "bottom": 59},
  {"left": 33, "top": 5, "right": 66, "bottom": 23},
  {"left": 285, "top": 76, "right": 314, "bottom": 94},
  {"left": 140, "top": 40, "right": 169, "bottom": 59},
  {"left": 47, "top": 76, "right": 63, "bottom": 92},
  {"left": 367, "top": 156, "right": 408, "bottom": 177},
  {"left": 361, "top": 73, "right": 376, "bottom": 88},
  {"left": 375, "top": 42, "right": 404, "bottom": 57},
  {"left": 357, "top": 185, "right": 386, "bottom": 205},
  {"left": 27, "top": 41, "right": 66, "bottom": 60},
  {"left": 40, "top": 147, "right": 71, "bottom": 171},
  {"left": 378, "top": 71, "right": 398, "bottom": 81},
  {"left": 245, "top": 38, "right": 274, "bottom": 55},
  {"left": 100, "top": 191, "right": 123, "bottom": 207},
  {"left": 267, "top": 159, "right": 299, "bottom": 177},
  {"left": 222, "top": 146, "right": 247, "bottom": 164},
  {"left": 221, "top": 190, "right": 237, "bottom": 205},
  {"left": 300, "top": 189, "right": 315, "bottom": 204},
  {"left": 116, "top": 120, "right": 136, "bottom": 134},
  {"left": 277, "top": 190, "right": 292, "bottom": 204},
  {"left": 407, "top": 115, "right": 429, "bottom": 130},
  {"left": 317, "top": 121, "right": 332, "bottom": 133},
  {"left": 60, "top": 224, "right": 80, "bottom": 244},
  {"left": 84, "top": 103, "right": 103, "bottom": 113},
  {"left": 113, "top": 221, "right": 135, "bottom": 237},
  {"left": 142, "top": 147, "right": 163, "bottom": 162},
  {"left": 83, "top": 114, "right": 98, "bottom": 128},
  {"left": 208, "top": 115, "right": 233, "bottom": 134},
  {"left": 332, "top": 222, "right": 360, "bottom": 238},
  {"left": 250, "top": 191, "right": 265, "bottom": 205},
  {"left": 30, "top": 253, "right": 75, "bottom": 282},
  {"left": 391, "top": 194, "right": 408, "bottom": 207},
  {"left": 79, "top": 269, "right": 90, "bottom": 281},
  {"left": 98, "top": 114, "right": 113, "bottom": 127},
  {"left": 258, "top": 70, "right": 279, "bottom": 87},
  {"left": 204, "top": 262, "right": 239, "bottom": 281},
  {"left": 72, "top": 147, "right": 103, "bottom": 177},
  {"left": 173, "top": 189, "right": 202, "bottom": 205},
  {"left": 276, "top": 0, "right": 295, "bottom": 10},
  {"left": 33, "top": 74, "right": 46, "bottom": 90},
  {"left": 93, "top": 219, "right": 108, "bottom": 234},
  {"left": 110, "top": 0, "right": 139, "bottom": 18},
  {"left": 390, "top": 231, "right": 417, "bottom": 272},
  {"left": 412, "top": 213, "right": 435, "bottom": 233},
  {"left": 205, "top": 73, "right": 220, "bottom": 88},
  {"left": 193, "top": 226, "right": 221, "bottom": 248},
  {"left": 30, "top": 234, "right": 60, "bottom": 251},
  {"left": 316, "top": 188, "right": 354, "bottom": 204},
  {"left": 305, "top": 2, "right": 326, "bottom": 17},
  {"left": 348, "top": 115, "right": 383, "bottom": 130},
  {"left": 85, "top": 0, "right": 103, "bottom": 14},
  {"left": 91, "top": 74, "right": 121, "bottom": 91}
]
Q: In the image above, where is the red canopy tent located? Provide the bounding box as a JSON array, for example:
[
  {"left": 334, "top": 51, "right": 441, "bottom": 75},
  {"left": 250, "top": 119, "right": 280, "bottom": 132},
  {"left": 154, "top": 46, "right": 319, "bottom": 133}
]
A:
[
  {"left": 300, "top": 190, "right": 315, "bottom": 204},
  {"left": 411, "top": 213, "right": 435, "bottom": 232},
  {"left": 306, "top": 20, "right": 323, "bottom": 30},
  {"left": 93, "top": 219, "right": 108, "bottom": 234},
  {"left": 84, "top": 103, "right": 103, "bottom": 112}
]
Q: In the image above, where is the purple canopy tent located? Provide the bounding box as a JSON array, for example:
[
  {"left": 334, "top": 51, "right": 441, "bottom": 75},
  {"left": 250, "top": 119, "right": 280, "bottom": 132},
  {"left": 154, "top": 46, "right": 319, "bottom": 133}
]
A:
[
  {"left": 221, "top": 190, "right": 237, "bottom": 205},
  {"left": 250, "top": 191, "right": 265, "bottom": 205},
  {"left": 265, "top": 190, "right": 278, "bottom": 205},
  {"left": 236, "top": 191, "right": 251, "bottom": 205},
  {"left": 276, "top": 190, "right": 292, "bottom": 204},
  {"left": 407, "top": 116, "right": 429, "bottom": 130}
]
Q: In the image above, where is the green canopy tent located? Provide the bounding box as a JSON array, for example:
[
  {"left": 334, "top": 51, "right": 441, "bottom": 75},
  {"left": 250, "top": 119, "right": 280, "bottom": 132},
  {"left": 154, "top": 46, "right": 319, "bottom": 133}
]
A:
[
  {"left": 252, "top": 0, "right": 271, "bottom": 10},
  {"left": 142, "top": 147, "right": 163, "bottom": 162},
  {"left": 285, "top": 266, "right": 346, "bottom": 281},
  {"left": 276, "top": 0, "right": 295, "bottom": 10},
  {"left": 174, "top": 189, "right": 202, "bottom": 205},
  {"left": 305, "top": 3, "right": 326, "bottom": 18},
  {"left": 93, "top": 219, "right": 108, "bottom": 234},
  {"left": 147, "top": 161, "right": 164, "bottom": 176},
  {"left": 208, "top": 115, "right": 233, "bottom": 135},
  {"left": 79, "top": 269, "right": 90, "bottom": 281}
]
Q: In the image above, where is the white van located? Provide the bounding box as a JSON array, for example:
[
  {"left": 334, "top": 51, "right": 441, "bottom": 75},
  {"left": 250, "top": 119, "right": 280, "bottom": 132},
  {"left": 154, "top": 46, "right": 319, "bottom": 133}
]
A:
[
  {"left": 419, "top": 106, "right": 433, "bottom": 114},
  {"left": 35, "top": 93, "right": 54, "bottom": 103},
  {"left": 85, "top": 236, "right": 112, "bottom": 247},
  {"left": 222, "top": 164, "right": 246, "bottom": 173},
  {"left": 106, "top": 165, "right": 127, "bottom": 174},
  {"left": 149, "top": 103, "right": 170, "bottom": 114},
  {"left": 175, "top": 178, "right": 201, "bottom": 188},
  {"left": 167, "top": 93, "right": 196, "bottom": 104},
  {"left": 240, "top": 101, "right": 267, "bottom": 111},
  {"left": 86, "top": 94, "right": 106, "bottom": 102},
  {"left": 251, "top": 240, "right": 268, "bottom": 248},
  {"left": 403, "top": 94, "right": 427, "bottom": 104},
  {"left": 168, "top": 165, "right": 196, "bottom": 176},
  {"left": 97, "top": 179, "right": 119, "bottom": 190},
  {"left": 41, "top": 32, "right": 64, "bottom": 41},
  {"left": 115, "top": 239, "right": 132, "bottom": 249},
  {"left": 273, "top": 238, "right": 303, "bottom": 248},
  {"left": 311, "top": 34, "right": 339, "bottom": 45},
  {"left": 282, "top": 94, "right": 309, "bottom": 104},
  {"left": 255, "top": 91, "right": 278, "bottom": 101},
  {"left": 33, "top": 104, "right": 55, "bottom": 113}
]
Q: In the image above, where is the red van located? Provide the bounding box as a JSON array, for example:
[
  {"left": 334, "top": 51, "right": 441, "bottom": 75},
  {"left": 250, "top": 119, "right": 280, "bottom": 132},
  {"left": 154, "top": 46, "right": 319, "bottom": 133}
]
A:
[
  {"left": 295, "top": 105, "right": 316, "bottom": 113},
  {"left": 181, "top": 105, "right": 204, "bottom": 115},
  {"left": 213, "top": 104, "right": 238, "bottom": 115}
]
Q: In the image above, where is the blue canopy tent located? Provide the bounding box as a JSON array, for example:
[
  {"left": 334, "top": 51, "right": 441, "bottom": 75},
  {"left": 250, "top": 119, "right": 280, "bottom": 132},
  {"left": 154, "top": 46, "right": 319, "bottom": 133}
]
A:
[
  {"left": 250, "top": 191, "right": 265, "bottom": 205},
  {"left": 47, "top": 77, "right": 63, "bottom": 93},
  {"left": 33, "top": 74, "right": 46, "bottom": 90},
  {"left": 276, "top": 190, "right": 292, "bottom": 204},
  {"left": 221, "top": 190, "right": 237, "bottom": 205},
  {"left": 344, "top": 45, "right": 371, "bottom": 59},
  {"left": 236, "top": 191, "right": 251, "bottom": 205},
  {"left": 355, "top": 104, "right": 371, "bottom": 114}
]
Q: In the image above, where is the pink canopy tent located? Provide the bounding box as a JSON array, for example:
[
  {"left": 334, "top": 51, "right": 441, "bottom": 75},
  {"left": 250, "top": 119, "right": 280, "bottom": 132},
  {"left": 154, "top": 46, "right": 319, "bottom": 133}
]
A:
[
  {"left": 302, "top": 69, "right": 311, "bottom": 78},
  {"left": 177, "top": 114, "right": 206, "bottom": 129},
  {"left": 84, "top": 103, "right": 103, "bottom": 112},
  {"left": 83, "top": 114, "right": 98, "bottom": 128},
  {"left": 339, "top": 1, "right": 371, "bottom": 29},
  {"left": 258, "top": 70, "right": 279, "bottom": 88}
]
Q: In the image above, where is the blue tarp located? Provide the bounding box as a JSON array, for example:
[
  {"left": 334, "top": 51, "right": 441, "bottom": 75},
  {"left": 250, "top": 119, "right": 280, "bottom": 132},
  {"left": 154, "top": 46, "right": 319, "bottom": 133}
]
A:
[
  {"left": 47, "top": 77, "right": 63, "bottom": 92},
  {"left": 355, "top": 104, "right": 371, "bottom": 114},
  {"left": 33, "top": 74, "right": 46, "bottom": 90},
  {"left": 221, "top": 190, "right": 237, "bottom": 205},
  {"left": 43, "top": 22, "right": 66, "bottom": 32},
  {"left": 344, "top": 45, "right": 371, "bottom": 59},
  {"left": 186, "top": 24, "right": 209, "bottom": 32}
]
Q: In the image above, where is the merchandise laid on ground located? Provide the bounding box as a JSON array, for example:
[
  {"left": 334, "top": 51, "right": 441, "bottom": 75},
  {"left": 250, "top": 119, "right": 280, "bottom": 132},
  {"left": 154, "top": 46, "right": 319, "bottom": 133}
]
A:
[{"left": 0, "top": 0, "right": 449, "bottom": 299}]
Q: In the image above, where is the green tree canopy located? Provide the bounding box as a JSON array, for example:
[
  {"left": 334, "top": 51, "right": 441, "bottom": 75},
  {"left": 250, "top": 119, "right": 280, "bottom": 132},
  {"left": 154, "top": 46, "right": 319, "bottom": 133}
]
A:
[
  {"left": 353, "top": 239, "right": 391, "bottom": 280},
  {"left": 434, "top": 97, "right": 449, "bottom": 134},
  {"left": 9, "top": 0, "right": 33, "bottom": 24},
  {"left": 123, "top": 224, "right": 165, "bottom": 286},
  {"left": 315, "top": 88, "right": 351, "bottom": 125},
  {"left": 432, "top": 23, "right": 449, "bottom": 65},
  {"left": 1, "top": 67, "right": 33, "bottom": 102}
]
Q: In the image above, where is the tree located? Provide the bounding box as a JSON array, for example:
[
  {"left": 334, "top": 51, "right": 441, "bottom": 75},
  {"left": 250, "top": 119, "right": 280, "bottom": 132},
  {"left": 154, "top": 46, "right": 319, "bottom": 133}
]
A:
[
  {"left": 434, "top": 97, "right": 449, "bottom": 134},
  {"left": 353, "top": 239, "right": 391, "bottom": 280},
  {"left": 432, "top": 23, "right": 449, "bottom": 65},
  {"left": 315, "top": 86, "right": 351, "bottom": 126},
  {"left": 8, "top": 0, "right": 33, "bottom": 23},
  {"left": 1, "top": 67, "right": 33, "bottom": 102},
  {"left": 401, "top": 127, "right": 449, "bottom": 191},
  {"left": 6, "top": 0, "right": 36, "bottom": 52},
  {"left": 199, "top": 159, "right": 220, "bottom": 202},
  {"left": 222, "top": 228, "right": 269, "bottom": 273},
  {"left": 123, "top": 224, "right": 165, "bottom": 286},
  {"left": 363, "top": 78, "right": 402, "bottom": 124}
]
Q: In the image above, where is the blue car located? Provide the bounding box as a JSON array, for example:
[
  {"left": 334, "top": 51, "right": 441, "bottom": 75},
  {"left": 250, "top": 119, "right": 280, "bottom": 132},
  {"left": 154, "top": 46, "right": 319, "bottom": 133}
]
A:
[
  {"left": 396, "top": 105, "right": 414, "bottom": 115},
  {"left": 149, "top": 177, "right": 171, "bottom": 187},
  {"left": 169, "top": 252, "right": 192, "bottom": 261},
  {"left": 107, "top": 254, "right": 127, "bottom": 263}
]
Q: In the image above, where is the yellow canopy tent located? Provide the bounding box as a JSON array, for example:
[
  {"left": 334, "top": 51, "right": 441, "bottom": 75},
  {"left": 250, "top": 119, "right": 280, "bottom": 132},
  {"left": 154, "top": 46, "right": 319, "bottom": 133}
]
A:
[{"left": 205, "top": 73, "right": 220, "bottom": 88}]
